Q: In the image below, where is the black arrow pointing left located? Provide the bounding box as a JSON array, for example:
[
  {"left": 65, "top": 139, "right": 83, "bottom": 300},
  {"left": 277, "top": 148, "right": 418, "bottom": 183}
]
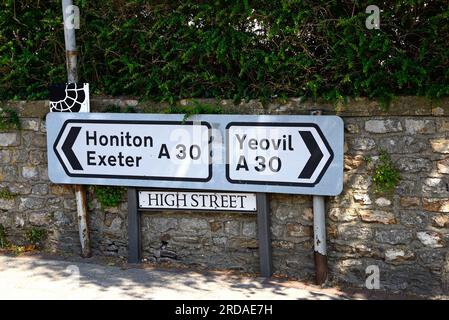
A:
[{"left": 62, "top": 126, "right": 83, "bottom": 170}]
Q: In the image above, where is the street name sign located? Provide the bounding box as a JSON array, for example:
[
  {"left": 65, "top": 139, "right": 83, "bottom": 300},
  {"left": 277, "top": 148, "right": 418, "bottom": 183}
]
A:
[
  {"left": 47, "top": 113, "right": 344, "bottom": 195},
  {"left": 138, "top": 190, "right": 257, "bottom": 212}
]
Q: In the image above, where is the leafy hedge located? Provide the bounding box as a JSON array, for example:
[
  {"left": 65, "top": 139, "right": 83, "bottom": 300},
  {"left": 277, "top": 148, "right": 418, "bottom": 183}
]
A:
[{"left": 1, "top": 0, "right": 449, "bottom": 103}]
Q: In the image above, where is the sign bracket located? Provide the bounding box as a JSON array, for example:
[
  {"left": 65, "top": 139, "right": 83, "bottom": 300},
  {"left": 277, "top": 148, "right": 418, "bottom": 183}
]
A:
[
  {"left": 127, "top": 188, "right": 273, "bottom": 277},
  {"left": 127, "top": 187, "right": 141, "bottom": 264}
]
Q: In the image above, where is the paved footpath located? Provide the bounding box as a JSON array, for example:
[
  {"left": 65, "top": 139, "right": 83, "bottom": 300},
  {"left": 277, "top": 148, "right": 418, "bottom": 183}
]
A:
[{"left": 0, "top": 254, "right": 398, "bottom": 300}]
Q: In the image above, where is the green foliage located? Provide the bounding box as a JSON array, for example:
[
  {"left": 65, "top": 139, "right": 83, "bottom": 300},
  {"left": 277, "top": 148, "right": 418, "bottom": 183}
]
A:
[
  {"left": 0, "top": 224, "right": 8, "bottom": 248},
  {"left": 0, "top": 187, "right": 15, "bottom": 199},
  {"left": 102, "top": 104, "right": 137, "bottom": 113},
  {"left": 0, "top": 108, "right": 21, "bottom": 130},
  {"left": 164, "top": 100, "right": 223, "bottom": 121},
  {"left": 1, "top": 1, "right": 449, "bottom": 103},
  {"left": 92, "top": 185, "right": 126, "bottom": 208},
  {"left": 25, "top": 227, "right": 47, "bottom": 246},
  {"left": 372, "top": 150, "right": 401, "bottom": 194}
]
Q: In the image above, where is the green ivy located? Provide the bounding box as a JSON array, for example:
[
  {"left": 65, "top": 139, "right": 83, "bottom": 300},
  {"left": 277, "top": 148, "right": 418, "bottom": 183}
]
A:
[
  {"left": 0, "top": 108, "right": 21, "bottom": 130},
  {"left": 92, "top": 185, "right": 126, "bottom": 208},
  {"left": 0, "top": 224, "right": 8, "bottom": 248},
  {"left": 1, "top": 1, "right": 449, "bottom": 103},
  {"left": 372, "top": 150, "right": 401, "bottom": 194},
  {"left": 164, "top": 100, "right": 223, "bottom": 121},
  {"left": 102, "top": 104, "right": 137, "bottom": 113},
  {"left": 25, "top": 227, "right": 47, "bottom": 247},
  {"left": 0, "top": 187, "right": 15, "bottom": 199}
]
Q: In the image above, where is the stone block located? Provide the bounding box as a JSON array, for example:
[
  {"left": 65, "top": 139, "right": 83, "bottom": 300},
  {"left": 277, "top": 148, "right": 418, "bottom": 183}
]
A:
[
  {"left": 404, "top": 119, "right": 435, "bottom": 134},
  {"left": 350, "top": 137, "right": 376, "bottom": 151},
  {"left": 375, "top": 229, "right": 413, "bottom": 245},
  {"left": 179, "top": 218, "right": 208, "bottom": 233},
  {"left": 345, "top": 123, "right": 359, "bottom": 134},
  {"left": 22, "top": 166, "right": 39, "bottom": 179},
  {"left": 423, "top": 198, "right": 449, "bottom": 212},
  {"left": 400, "top": 197, "right": 420, "bottom": 208},
  {"left": 0, "top": 198, "right": 15, "bottom": 210},
  {"left": 344, "top": 155, "right": 364, "bottom": 171},
  {"left": 242, "top": 221, "right": 256, "bottom": 237},
  {"left": 19, "top": 197, "right": 46, "bottom": 210},
  {"left": 385, "top": 248, "right": 415, "bottom": 262},
  {"left": 21, "top": 119, "right": 40, "bottom": 131},
  {"left": 417, "top": 231, "right": 444, "bottom": 248},
  {"left": 436, "top": 120, "right": 449, "bottom": 132},
  {"left": 378, "top": 136, "right": 427, "bottom": 154},
  {"left": 144, "top": 217, "right": 178, "bottom": 233},
  {"left": 29, "top": 212, "right": 50, "bottom": 226},
  {"left": 50, "top": 184, "right": 73, "bottom": 196},
  {"left": 224, "top": 220, "right": 240, "bottom": 236},
  {"left": 0, "top": 150, "right": 11, "bottom": 164},
  {"left": 396, "top": 158, "right": 432, "bottom": 173},
  {"left": 422, "top": 178, "right": 449, "bottom": 196},
  {"left": 374, "top": 197, "right": 391, "bottom": 207},
  {"left": 365, "top": 119, "right": 403, "bottom": 133},
  {"left": 286, "top": 223, "right": 311, "bottom": 237},
  {"left": 338, "top": 225, "right": 372, "bottom": 240},
  {"left": 431, "top": 139, "right": 449, "bottom": 153},
  {"left": 437, "top": 158, "right": 449, "bottom": 174},
  {"left": 432, "top": 215, "right": 449, "bottom": 228},
  {"left": 209, "top": 221, "right": 222, "bottom": 232},
  {"left": 53, "top": 211, "right": 71, "bottom": 226},
  {"left": 351, "top": 175, "right": 372, "bottom": 190},
  {"left": 398, "top": 210, "right": 428, "bottom": 228},
  {"left": 31, "top": 184, "right": 48, "bottom": 195},
  {"left": 0, "top": 166, "right": 18, "bottom": 181},
  {"left": 329, "top": 207, "right": 358, "bottom": 222},
  {"left": 353, "top": 193, "right": 372, "bottom": 205},
  {"left": 360, "top": 210, "right": 396, "bottom": 224},
  {"left": 0, "top": 133, "right": 19, "bottom": 146}
]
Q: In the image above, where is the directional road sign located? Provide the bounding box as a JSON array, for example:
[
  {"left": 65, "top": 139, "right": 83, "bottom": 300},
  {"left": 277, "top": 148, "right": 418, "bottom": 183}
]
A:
[
  {"left": 226, "top": 123, "right": 333, "bottom": 187},
  {"left": 47, "top": 113, "right": 344, "bottom": 195},
  {"left": 53, "top": 119, "right": 211, "bottom": 181}
]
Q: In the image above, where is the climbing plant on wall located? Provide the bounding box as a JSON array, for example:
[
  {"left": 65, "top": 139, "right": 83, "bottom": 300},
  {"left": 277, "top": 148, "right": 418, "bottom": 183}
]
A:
[{"left": 1, "top": 1, "right": 448, "bottom": 103}]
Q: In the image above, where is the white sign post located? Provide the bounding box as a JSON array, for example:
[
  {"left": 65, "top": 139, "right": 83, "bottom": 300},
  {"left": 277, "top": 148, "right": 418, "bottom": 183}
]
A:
[{"left": 47, "top": 113, "right": 344, "bottom": 196}]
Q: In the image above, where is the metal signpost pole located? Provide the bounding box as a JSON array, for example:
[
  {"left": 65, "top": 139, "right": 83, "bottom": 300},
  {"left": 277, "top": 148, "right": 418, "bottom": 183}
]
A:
[
  {"left": 62, "top": 0, "right": 91, "bottom": 257},
  {"left": 127, "top": 188, "right": 140, "bottom": 263},
  {"left": 313, "top": 195, "right": 328, "bottom": 285},
  {"left": 311, "top": 110, "right": 328, "bottom": 285},
  {"left": 256, "top": 193, "right": 272, "bottom": 277}
]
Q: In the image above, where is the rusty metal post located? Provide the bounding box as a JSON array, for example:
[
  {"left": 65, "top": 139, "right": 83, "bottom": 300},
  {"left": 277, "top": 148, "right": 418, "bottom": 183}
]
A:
[
  {"left": 62, "top": 0, "right": 78, "bottom": 83},
  {"left": 313, "top": 195, "right": 328, "bottom": 285},
  {"left": 311, "top": 109, "right": 328, "bottom": 285},
  {"left": 62, "top": 0, "right": 91, "bottom": 257}
]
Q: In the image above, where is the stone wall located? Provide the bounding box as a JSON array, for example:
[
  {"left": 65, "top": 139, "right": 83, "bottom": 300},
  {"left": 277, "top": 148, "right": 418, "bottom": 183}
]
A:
[{"left": 1, "top": 97, "right": 449, "bottom": 296}]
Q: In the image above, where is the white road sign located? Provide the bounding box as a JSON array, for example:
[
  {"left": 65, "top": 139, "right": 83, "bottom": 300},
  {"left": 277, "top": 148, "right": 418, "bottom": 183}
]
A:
[
  {"left": 138, "top": 190, "right": 257, "bottom": 212},
  {"left": 227, "top": 123, "right": 333, "bottom": 187},
  {"left": 47, "top": 113, "right": 344, "bottom": 195},
  {"left": 53, "top": 120, "right": 211, "bottom": 181}
]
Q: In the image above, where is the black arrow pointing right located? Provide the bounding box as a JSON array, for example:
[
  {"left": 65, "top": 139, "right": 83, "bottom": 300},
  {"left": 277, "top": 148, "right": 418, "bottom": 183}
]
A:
[
  {"left": 62, "top": 126, "right": 83, "bottom": 170},
  {"left": 298, "top": 131, "right": 323, "bottom": 179}
]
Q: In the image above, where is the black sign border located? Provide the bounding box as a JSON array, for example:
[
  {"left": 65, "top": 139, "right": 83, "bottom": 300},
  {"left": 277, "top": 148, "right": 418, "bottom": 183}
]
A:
[
  {"left": 225, "top": 122, "right": 334, "bottom": 187},
  {"left": 53, "top": 119, "right": 213, "bottom": 182}
]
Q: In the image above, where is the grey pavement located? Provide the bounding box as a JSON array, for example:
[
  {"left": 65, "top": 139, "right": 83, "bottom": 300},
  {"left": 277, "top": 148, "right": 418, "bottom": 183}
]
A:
[{"left": 0, "top": 254, "right": 359, "bottom": 300}]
